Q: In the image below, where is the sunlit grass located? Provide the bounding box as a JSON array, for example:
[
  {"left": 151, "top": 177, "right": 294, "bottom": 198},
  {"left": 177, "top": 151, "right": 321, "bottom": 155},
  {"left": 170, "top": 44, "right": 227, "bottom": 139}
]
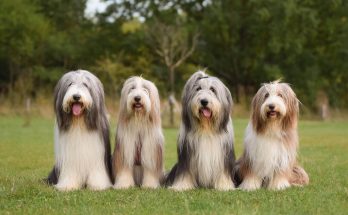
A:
[{"left": 0, "top": 116, "right": 347, "bottom": 214}]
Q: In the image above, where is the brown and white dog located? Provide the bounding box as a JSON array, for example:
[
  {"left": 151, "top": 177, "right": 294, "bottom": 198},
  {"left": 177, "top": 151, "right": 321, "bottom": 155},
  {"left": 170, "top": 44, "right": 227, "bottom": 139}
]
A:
[
  {"left": 112, "top": 77, "right": 164, "bottom": 189},
  {"left": 235, "top": 81, "right": 309, "bottom": 191}
]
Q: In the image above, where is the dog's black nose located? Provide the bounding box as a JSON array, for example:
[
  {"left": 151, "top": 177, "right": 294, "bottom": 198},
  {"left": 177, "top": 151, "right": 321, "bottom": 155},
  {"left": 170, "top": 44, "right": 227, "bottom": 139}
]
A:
[
  {"left": 73, "top": 94, "right": 81, "bottom": 101},
  {"left": 201, "top": 99, "right": 209, "bottom": 107},
  {"left": 269, "top": 104, "right": 275, "bottom": 110},
  {"left": 134, "top": 96, "right": 141, "bottom": 102}
]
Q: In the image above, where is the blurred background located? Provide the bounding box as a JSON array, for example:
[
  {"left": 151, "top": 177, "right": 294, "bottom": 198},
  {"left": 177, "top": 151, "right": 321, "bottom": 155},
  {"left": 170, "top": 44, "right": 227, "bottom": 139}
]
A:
[{"left": 0, "top": 0, "right": 347, "bottom": 126}]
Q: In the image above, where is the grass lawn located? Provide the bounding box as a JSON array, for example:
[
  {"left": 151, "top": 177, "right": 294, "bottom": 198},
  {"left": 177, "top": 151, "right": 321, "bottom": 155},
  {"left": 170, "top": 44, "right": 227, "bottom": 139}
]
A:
[{"left": 0, "top": 115, "right": 347, "bottom": 214}]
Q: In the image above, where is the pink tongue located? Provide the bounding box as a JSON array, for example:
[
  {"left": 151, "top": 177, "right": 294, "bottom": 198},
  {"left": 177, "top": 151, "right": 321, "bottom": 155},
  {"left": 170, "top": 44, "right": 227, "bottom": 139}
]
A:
[
  {"left": 202, "top": 108, "right": 212, "bottom": 118},
  {"left": 72, "top": 103, "right": 82, "bottom": 116}
]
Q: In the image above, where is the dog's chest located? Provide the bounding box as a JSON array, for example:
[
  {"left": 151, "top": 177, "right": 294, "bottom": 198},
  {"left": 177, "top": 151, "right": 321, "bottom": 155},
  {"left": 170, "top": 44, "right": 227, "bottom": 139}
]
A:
[
  {"left": 189, "top": 133, "right": 224, "bottom": 186},
  {"left": 246, "top": 130, "right": 291, "bottom": 178},
  {"left": 57, "top": 124, "right": 104, "bottom": 168}
]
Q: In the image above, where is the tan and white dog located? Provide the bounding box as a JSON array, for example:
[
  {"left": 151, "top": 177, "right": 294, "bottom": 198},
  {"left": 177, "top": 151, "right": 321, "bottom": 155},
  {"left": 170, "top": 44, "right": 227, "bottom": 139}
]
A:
[
  {"left": 235, "top": 81, "right": 309, "bottom": 191},
  {"left": 112, "top": 77, "right": 164, "bottom": 189}
]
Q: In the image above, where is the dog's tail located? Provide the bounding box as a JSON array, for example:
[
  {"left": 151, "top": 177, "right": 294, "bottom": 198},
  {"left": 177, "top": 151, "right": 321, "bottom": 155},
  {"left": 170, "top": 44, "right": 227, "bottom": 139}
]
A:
[
  {"left": 161, "top": 163, "right": 178, "bottom": 187},
  {"left": 232, "top": 159, "right": 243, "bottom": 186},
  {"left": 43, "top": 166, "right": 59, "bottom": 185},
  {"left": 290, "top": 165, "right": 309, "bottom": 186}
]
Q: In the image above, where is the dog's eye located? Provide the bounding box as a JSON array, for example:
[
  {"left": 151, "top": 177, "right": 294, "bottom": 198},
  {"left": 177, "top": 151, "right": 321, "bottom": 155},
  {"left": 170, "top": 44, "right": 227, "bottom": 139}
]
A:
[
  {"left": 83, "top": 83, "right": 88, "bottom": 88},
  {"left": 265, "top": 93, "right": 269, "bottom": 98},
  {"left": 130, "top": 86, "right": 135, "bottom": 90},
  {"left": 278, "top": 93, "right": 283, "bottom": 98},
  {"left": 196, "top": 87, "right": 202, "bottom": 91},
  {"left": 210, "top": 87, "right": 216, "bottom": 94},
  {"left": 68, "top": 83, "right": 73, "bottom": 87}
]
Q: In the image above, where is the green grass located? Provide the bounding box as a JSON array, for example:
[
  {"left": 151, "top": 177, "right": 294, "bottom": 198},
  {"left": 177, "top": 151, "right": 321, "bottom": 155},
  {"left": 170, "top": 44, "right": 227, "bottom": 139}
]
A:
[{"left": 0, "top": 116, "right": 347, "bottom": 214}]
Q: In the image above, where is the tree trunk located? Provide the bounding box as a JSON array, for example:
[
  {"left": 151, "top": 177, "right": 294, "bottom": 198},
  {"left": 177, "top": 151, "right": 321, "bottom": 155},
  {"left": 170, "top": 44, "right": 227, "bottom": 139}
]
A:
[{"left": 169, "top": 67, "right": 175, "bottom": 126}]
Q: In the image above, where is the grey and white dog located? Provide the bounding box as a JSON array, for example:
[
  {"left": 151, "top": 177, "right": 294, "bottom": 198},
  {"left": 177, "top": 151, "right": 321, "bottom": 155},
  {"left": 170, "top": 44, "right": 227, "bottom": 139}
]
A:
[
  {"left": 165, "top": 71, "right": 236, "bottom": 191},
  {"left": 46, "top": 70, "right": 112, "bottom": 191},
  {"left": 112, "top": 77, "right": 164, "bottom": 189}
]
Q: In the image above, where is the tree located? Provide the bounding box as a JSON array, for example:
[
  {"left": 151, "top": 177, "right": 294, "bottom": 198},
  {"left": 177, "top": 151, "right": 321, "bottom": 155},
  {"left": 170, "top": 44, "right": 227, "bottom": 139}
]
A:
[{"left": 146, "top": 19, "right": 199, "bottom": 125}]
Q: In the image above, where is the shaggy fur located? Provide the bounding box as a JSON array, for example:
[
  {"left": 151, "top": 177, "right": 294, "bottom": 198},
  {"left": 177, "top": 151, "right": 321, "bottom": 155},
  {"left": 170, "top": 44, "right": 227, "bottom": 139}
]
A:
[
  {"left": 46, "top": 70, "right": 112, "bottom": 191},
  {"left": 165, "top": 71, "right": 236, "bottom": 191},
  {"left": 235, "top": 81, "right": 309, "bottom": 191},
  {"left": 112, "top": 77, "right": 164, "bottom": 189}
]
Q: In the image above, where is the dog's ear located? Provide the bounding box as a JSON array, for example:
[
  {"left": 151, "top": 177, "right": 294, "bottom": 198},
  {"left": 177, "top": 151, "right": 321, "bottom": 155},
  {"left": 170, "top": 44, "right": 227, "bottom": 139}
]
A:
[
  {"left": 219, "top": 84, "right": 233, "bottom": 131},
  {"left": 183, "top": 71, "right": 207, "bottom": 93},
  {"left": 280, "top": 83, "right": 299, "bottom": 130},
  {"left": 251, "top": 85, "right": 266, "bottom": 133},
  {"left": 54, "top": 73, "right": 72, "bottom": 130},
  {"left": 147, "top": 80, "right": 161, "bottom": 125},
  {"left": 181, "top": 71, "right": 207, "bottom": 130},
  {"left": 85, "top": 75, "right": 101, "bottom": 130},
  {"left": 118, "top": 77, "right": 135, "bottom": 121}
]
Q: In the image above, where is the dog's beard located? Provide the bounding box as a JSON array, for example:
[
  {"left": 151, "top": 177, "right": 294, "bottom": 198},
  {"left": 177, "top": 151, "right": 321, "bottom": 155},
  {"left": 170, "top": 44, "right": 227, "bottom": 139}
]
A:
[
  {"left": 193, "top": 106, "right": 217, "bottom": 129},
  {"left": 132, "top": 102, "right": 146, "bottom": 115},
  {"left": 266, "top": 110, "right": 281, "bottom": 120}
]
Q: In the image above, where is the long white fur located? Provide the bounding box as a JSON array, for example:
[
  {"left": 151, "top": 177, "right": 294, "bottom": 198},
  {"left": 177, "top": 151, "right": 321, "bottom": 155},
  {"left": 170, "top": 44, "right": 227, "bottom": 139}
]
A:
[
  {"left": 53, "top": 70, "right": 112, "bottom": 191},
  {"left": 113, "top": 77, "right": 164, "bottom": 189},
  {"left": 169, "top": 71, "right": 235, "bottom": 191},
  {"left": 239, "top": 82, "right": 298, "bottom": 191},
  {"left": 54, "top": 119, "right": 111, "bottom": 191},
  {"left": 244, "top": 123, "right": 296, "bottom": 179}
]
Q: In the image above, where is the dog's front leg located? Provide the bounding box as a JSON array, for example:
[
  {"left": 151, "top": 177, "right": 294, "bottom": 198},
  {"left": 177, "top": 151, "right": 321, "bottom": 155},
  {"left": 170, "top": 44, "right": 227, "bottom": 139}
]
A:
[
  {"left": 55, "top": 171, "right": 82, "bottom": 191},
  {"left": 268, "top": 172, "right": 290, "bottom": 190},
  {"left": 215, "top": 172, "right": 235, "bottom": 191},
  {"left": 142, "top": 168, "right": 160, "bottom": 189},
  {"left": 113, "top": 166, "right": 135, "bottom": 189},
  {"left": 239, "top": 172, "right": 262, "bottom": 191},
  {"left": 87, "top": 167, "right": 112, "bottom": 191},
  {"left": 169, "top": 172, "right": 195, "bottom": 191}
]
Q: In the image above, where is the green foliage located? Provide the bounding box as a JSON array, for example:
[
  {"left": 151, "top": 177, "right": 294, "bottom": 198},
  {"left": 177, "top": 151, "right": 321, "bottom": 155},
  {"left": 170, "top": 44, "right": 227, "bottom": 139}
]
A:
[{"left": 0, "top": 0, "right": 347, "bottom": 111}]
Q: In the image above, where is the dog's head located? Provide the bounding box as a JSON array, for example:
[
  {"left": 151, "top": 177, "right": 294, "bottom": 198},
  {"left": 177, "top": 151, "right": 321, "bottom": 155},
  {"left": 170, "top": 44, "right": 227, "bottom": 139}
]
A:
[
  {"left": 120, "top": 77, "right": 160, "bottom": 122},
  {"left": 251, "top": 81, "right": 299, "bottom": 132},
  {"left": 182, "top": 71, "right": 233, "bottom": 131},
  {"left": 54, "top": 70, "right": 105, "bottom": 130}
]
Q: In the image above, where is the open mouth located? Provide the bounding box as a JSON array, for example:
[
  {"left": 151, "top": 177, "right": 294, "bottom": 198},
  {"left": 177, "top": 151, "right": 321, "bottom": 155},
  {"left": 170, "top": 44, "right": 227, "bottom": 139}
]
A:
[
  {"left": 200, "top": 107, "right": 212, "bottom": 119},
  {"left": 133, "top": 103, "right": 143, "bottom": 110},
  {"left": 267, "top": 110, "right": 278, "bottom": 118},
  {"left": 71, "top": 102, "right": 83, "bottom": 116}
]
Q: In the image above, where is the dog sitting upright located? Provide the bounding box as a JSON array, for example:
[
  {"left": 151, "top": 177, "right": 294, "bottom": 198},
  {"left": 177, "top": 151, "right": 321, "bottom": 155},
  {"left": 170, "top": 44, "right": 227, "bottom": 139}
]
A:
[
  {"left": 165, "top": 71, "right": 236, "bottom": 191},
  {"left": 235, "top": 81, "right": 309, "bottom": 191},
  {"left": 46, "top": 70, "right": 112, "bottom": 191},
  {"left": 112, "top": 77, "right": 164, "bottom": 189}
]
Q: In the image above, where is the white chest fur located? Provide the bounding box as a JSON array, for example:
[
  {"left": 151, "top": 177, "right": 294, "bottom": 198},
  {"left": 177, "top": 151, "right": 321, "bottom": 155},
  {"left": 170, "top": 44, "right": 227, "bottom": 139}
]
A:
[
  {"left": 244, "top": 123, "right": 295, "bottom": 179},
  {"left": 188, "top": 131, "right": 225, "bottom": 187},
  {"left": 55, "top": 121, "right": 105, "bottom": 179},
  {"left": 118, "top": 118, "right": 163, "bottom": 170}
]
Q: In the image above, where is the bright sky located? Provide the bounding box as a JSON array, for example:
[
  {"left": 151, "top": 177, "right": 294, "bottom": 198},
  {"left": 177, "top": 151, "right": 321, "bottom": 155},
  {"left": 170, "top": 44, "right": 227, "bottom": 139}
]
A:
[{"left": 85, "top": 0, "right": 110, "bottom": 17}]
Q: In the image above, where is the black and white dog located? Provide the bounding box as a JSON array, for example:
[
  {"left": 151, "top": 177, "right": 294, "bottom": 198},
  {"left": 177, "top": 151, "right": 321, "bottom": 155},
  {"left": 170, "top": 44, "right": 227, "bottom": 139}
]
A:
[
  {"left": 165, "top": 71, "right": 236, "bottom": 191},
  {"left": 46, "top": 70, "right": 112, "bottom": 191}
]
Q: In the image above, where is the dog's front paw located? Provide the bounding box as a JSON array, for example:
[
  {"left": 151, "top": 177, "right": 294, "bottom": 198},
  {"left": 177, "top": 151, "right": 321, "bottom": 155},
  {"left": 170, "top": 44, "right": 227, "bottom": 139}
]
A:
[
  {"left": 88, "top": 181, "right": 111, "bottom": 191},
  {"left": 55, "top": 182, "right": 80, "bottom": 192},
  {"left": 113, "top": 181, "right": 134, "bottom": 189},
  {"left": 169, "top": 180, "right": 194, "bottom": 191},
  {"left": 239, "top": 176, "right": 262, "bottom": 191},
  {"left": 268, "top": 178, "right": 290, "bottom": 190},
  {"left": 169, "top": 184, "right": 193, "bottom": 191},
  {"left": 215, "top": 174, "right": 235, "bottom": 191}
]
